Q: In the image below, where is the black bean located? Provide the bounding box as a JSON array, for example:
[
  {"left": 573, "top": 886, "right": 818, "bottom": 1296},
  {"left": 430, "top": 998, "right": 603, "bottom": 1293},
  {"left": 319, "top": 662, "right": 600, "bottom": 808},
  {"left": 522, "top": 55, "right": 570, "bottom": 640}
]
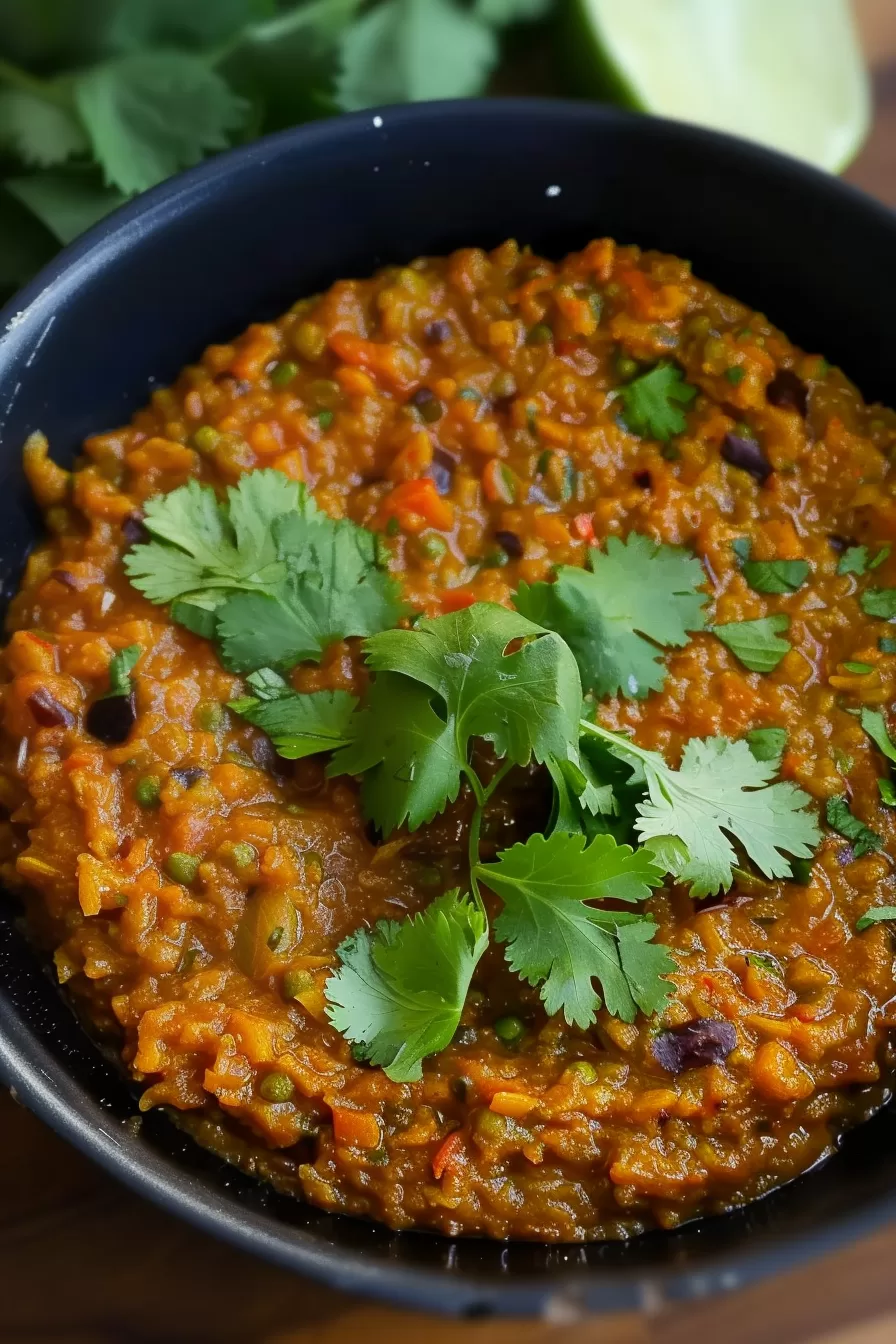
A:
[
  {"left": 424, "top": 319, "right": 452, "bottom": 346},
  {"left": 170, "top": 767, "right": 205, "bottom": 789},
  {"left": 50, "top": 568, "right": 81, "bottom": 590},
  {"left": 429, "top": 447, "right": 457, "bottom": 496},
  {"left": 651, "top": 1019, "right": 737, "bottom": 1074},
  {"left": 28, "top": 688, "right": 75, "bottom": 729},
  {"left": 121, "top": 512, "right": 148, "bottom": 545},
  {"left": 85, "top": 693, "right": 135, "bottom": 745},
  {"left": 828, "top": 534, "right": 856, "bottom": 554},
  {"left": 410, "top": 386, "right": 437, "bottom": 408},
  {"left": 721, "top": 433, "right": 773, "bottom": 485},
  {"left": 633, "top": 470, "right": 653, "bottom": 490},
  {"left": 766, "top": 368, "right": 808, "bottom": 415},
  {"left": 493, "top": 530, "right": 523, "bottom": 559}
]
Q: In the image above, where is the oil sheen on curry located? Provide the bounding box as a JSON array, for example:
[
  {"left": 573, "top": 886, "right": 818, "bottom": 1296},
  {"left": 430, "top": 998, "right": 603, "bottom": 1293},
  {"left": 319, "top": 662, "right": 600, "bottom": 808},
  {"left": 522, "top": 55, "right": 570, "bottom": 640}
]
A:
[{"left": 4, "top": 238, "right": 896, "bottom": 1243}]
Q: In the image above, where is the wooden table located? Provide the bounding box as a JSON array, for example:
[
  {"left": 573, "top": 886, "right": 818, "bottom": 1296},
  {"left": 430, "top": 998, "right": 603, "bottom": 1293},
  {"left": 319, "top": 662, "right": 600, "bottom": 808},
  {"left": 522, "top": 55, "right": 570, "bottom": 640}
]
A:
[{"left": 5, "top": 3, "right": 896, "bottom": 1341}]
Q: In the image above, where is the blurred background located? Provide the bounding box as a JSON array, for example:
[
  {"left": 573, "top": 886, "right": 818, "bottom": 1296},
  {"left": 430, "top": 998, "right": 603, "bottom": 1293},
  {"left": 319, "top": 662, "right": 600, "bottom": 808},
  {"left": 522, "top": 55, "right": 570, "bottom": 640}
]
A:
[
  {"left": 2, "top": 2, "right": 896, "bottom": 1343},
  {"left": 0, "top": 0, "right": 892, "bottom": 303}
]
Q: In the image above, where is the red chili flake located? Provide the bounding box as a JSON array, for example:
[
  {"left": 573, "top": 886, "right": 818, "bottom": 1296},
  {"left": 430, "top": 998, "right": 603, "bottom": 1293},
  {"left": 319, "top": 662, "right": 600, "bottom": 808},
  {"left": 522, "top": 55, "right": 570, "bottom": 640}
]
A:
[{"left": 573, "top": 513, "right": 596, "bottom": 543}]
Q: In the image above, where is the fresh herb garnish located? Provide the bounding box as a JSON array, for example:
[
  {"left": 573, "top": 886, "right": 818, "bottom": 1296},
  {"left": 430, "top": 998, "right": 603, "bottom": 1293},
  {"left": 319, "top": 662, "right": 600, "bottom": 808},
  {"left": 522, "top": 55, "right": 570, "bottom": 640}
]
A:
[
  {"left": 325, "top": 890, "right": 488, "bottom": 1082},
  {"left": 859, "top": 708, "right": 896, "bottom": 810},
  {"left": 739, "top": 544, "right": 809, "bottom": 595},
  {"left": 230, "top": 669, "right": 357, "bottom": 760},
  {"left": 825, "top": 796, "right": 882, "bottom": 857},
  {"left": 125, "top": 469, "right": 407, "bottom": 672},
  {"left": 581, "top": 722, "right": 820, "bottom": 898},
  {"left": 514, "top": 533, "right": 707, "bottom": 699},
  {"left": 617, "top": 362, "right": 697, "bottom": 442},
  {"left": 746, "top": 951, "right": 783, "bottom": 979},
  {"left": 861, "top": 589, "right": 896, "bottom": 619},
  {"left": 480, "top": 831, "right": 673, "bottom": 1027},
  {"left": 329, "top": 603, "right": 581, "bottom": 835},
  {"left": 857, "top": 906, "right": 896, "bottom": 932},
  {"left": 745, "top": 727, "right": 788, "bottom": 768},
  {"left": 713, "top": 615, "right": 791, "bottom": 673},
  {"left": 843, "top": 660, "right": 874, "bottom": 674},
  {"left": 106, "top": 643, "right": 141, "bottom": 697},
  {"left": 838, "top": 544, "right": 891, "bottom": 576}
]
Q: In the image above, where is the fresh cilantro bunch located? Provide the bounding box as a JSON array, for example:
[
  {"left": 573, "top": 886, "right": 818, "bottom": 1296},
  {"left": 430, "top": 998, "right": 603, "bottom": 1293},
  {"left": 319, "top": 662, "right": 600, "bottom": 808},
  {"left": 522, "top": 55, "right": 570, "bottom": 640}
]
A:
[
  {"left": 0, "top": 0, "right": 552, "bottom": 293},
  {"left": 125, "top": 468, "right": 408, "bottom": 670}
]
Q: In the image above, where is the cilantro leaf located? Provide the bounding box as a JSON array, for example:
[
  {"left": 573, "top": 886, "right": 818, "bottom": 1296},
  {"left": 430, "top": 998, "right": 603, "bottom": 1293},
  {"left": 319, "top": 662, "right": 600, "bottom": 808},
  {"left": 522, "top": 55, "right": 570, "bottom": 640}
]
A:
[
  {"left": 857, "top": 906, "right": 896, "bottom": 932},
  {"left": 125, "top": 470, "right": 300, "bottom": 605},
  {"left": 336, "top": 0, "right": 497, "bottom": 110},
  {"left": 230, "top": 668, "right": 358, "bottom": 760},
  {"left": 713, "top": 615, "right": 791, "bottom": 673},
  {"left": 583, "top": 723, "right": 821, "bottom": 898},
  {"left": 826, "top": 796, "right": 882, "bottom": 858},
  {"left": 741, "top": 557, "right": 810, "bottom": 595},
  {"left": 125, "top": 470, "right": 406, "bottom": 672},
  {"left": 73, "top": 51, "right": 249, "bottom": 195},
  {"left": 515, "top": 532, "right": 707, "bottom": 699},
  {"left": 107, "top": 644, "right": 141, "bottom": 698},
  {"left": 474, "top": 0, "right": 553, "bottom": 23},
  {"left": 324, "top": 890, "right": 488, "bottom": 1082},
  {"left": 880, "top": 778, "right": 896, "bottom": 807},
  {"left": 479, "top": 831, "right": 671, "bottom": 1027},
  {"left": 861, "top": 588, "right": 896, "bottom": 619},
  {"left": 0, "top": 88, "right": 88, "bottom": 167},
  {"left": 105, "top": 0, "right": 275, "bottom": 51},
  {"left": 745, "top": 727, "right": 788, "bottom": 768},
  {"left": 617, "top": 362, "right": 697, "bottom": 442},
  {"left": 545, "top": 750, "right": 616, "bottom": 837},
  {"left": 839, "top": 545, "right": 890, "bottom": 576},
  {"left": 860, "top": 708, "right": 896, "bottom": 766},
  {"left": 216, "top": 509, "right": 405, "bottom": 671},
  {"left": 838, "top": 545, "right": 869, "bottom": 576},
  {"left": 330, "top": 604, "right": 582, "bottom": 835},
  {"left": 6, "top": 169, "right": 125, "bottom": 245}
]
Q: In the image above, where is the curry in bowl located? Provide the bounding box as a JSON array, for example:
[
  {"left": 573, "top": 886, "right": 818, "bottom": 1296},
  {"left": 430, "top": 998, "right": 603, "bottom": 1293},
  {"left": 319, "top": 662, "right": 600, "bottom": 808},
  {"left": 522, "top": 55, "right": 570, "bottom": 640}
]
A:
[{"left": 3, "top": 237, "right": 895, "bottom": 1242}]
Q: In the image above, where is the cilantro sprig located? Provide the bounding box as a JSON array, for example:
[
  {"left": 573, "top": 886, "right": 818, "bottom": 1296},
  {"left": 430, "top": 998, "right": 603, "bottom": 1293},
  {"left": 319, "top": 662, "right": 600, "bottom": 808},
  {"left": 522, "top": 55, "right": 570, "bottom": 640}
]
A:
[
  {"left": 515, "top": 533, "right": 707, "bottom": 699},
  {"left": 125, "top": 469, "right": 407, "bottom": 672},
  {"left": 581, "top": 722, "right": 821, "bottom": 898},
  {"left": 617, "top": 362, "right": 697, "bottom": 442},
  {"left": 230, "top": 669, "right": 357, "bottom": 760}
]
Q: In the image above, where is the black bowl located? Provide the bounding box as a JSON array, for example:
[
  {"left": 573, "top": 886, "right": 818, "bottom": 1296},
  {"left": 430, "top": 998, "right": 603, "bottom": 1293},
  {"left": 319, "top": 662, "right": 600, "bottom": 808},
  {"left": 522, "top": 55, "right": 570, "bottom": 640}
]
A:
[{"left": 2, "top": 99, "right": 896, "bottom": 1318}]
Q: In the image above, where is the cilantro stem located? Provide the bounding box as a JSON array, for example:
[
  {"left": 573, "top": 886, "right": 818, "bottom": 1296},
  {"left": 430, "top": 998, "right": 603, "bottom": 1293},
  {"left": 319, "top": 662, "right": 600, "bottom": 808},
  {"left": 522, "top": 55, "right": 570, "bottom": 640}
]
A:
[
  {"left": 579, "top": 718, "right": 650, "bottom": 763},
  {"left": 463, "top": 758, "right": 514, "bottom": 917}
]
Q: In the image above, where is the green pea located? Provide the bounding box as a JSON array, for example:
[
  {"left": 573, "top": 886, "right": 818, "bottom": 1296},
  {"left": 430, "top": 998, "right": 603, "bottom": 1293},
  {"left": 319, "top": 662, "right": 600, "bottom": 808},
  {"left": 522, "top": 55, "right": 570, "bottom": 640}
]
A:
[
  {"left": 192, "top": 426, "right": 220, "bottom": 454},
  {"left": 420, "top": 533, "right": 447, "bottom": 561},
  {"left": 283, "top": 969, "right": 314, "bottom": 1000},
  {"left": 270, "top": 360, "right": 298, "bottom": 387},
  {"left": 527, "top": 323, "right": 553, "bottom": 346},
  {"left": 482, "top": 550, "right": 509, "bottom": 569},
  {"left": 567, "top": 1060, "right": 598, "bottom": 1084},
  {"left": 615, "top": 353, "right": 639, "bottom": 380},
  {"left": 135, "top": 775, "right": 161, "bottom": 809},
  {"left": 725, "top": 367, "right": 746, "bottom": 386},
  {"left": 231, "top": 842, "right": 257, "bottom": 871},
  {"left": 196, "top": 701, "right": 225, "bottom": 732},
  {"left": 490, "top": 371, "right": 517, "bottom": 402},
  {"left": 166, "top": 852, "right": 200, "bottom": 885},
  {"left": 266, "top": 924, "right": 285, "bottom": 951},
  {"left": 259, "top": 1071, "right": 295, "bottom": 1103},
  {"left": 366, "top": 1146, "right": 390, "bottom": 1165},
  {"left": 457, "top": 387, "right": 482, "bottom": 403},
  {"left": 789, "top": 857, "right": 813, "bottom": 885},
  {"left": 317, "top": 409, "right": 334, "bottom": 430},
  {"left": 493, "top": 1014, "right": 525, "bottom": 1046}
]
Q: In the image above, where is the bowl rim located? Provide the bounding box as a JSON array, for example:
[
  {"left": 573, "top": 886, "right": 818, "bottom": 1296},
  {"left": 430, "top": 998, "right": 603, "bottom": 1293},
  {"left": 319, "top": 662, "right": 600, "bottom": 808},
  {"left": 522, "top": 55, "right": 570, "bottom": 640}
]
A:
[{"left": 2, "top": 95, "right": 896, "bottom": 1317}]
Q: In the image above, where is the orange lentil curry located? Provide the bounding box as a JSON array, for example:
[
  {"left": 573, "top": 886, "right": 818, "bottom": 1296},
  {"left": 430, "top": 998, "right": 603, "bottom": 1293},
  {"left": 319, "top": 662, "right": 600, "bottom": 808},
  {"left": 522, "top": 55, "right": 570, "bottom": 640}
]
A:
[{"left": 3, "top": 236, "right": 896, "bottom": 1243}]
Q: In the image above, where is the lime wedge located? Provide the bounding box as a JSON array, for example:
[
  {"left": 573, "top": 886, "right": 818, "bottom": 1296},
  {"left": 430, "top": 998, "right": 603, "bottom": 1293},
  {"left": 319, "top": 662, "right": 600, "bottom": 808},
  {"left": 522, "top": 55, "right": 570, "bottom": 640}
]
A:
[{"left": 566, "top": 0, "right": 870, "bottom": 172}]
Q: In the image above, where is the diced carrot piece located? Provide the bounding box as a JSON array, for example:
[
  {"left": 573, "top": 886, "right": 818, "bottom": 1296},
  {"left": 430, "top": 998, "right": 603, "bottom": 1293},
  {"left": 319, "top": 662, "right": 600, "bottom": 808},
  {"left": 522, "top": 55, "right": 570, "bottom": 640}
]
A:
[
  {"left": 489, "top": 1090, "right": 539, "bottom": 1118},
  {"left": 432, "top": 1130, "right": 464, "bottom": 1179},
  {"left": 381, "top": 478, "right": 454, "bottom": 532},
  {"left": 331, "top": 1106, "right": 382, "bottom": 1150},
  {"left": 441, "top": 587, "right": 478, "bottom": 613},
  {"left": 752, "top": 1041, "right": 814, "bottom": 1102},
  {"left": 533, "top": 512, "right": 570, "bottom": 546}
]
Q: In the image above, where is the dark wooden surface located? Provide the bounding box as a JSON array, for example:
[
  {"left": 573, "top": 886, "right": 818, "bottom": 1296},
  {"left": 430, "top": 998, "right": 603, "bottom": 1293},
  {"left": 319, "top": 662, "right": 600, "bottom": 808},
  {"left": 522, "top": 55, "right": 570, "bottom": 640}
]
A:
[{"left": 4, "top": 3, "right": 896, "bottom": 1340}]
